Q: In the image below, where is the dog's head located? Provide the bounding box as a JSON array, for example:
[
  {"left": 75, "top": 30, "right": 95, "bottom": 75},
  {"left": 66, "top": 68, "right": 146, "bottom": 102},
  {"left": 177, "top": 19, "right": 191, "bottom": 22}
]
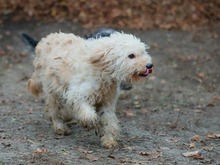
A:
[{"left": 89, "top": 32, "right": 153, "bottom": 81}]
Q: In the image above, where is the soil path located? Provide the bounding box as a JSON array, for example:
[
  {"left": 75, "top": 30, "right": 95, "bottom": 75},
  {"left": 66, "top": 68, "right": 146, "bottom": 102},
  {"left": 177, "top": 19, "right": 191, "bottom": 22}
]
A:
[{"left": 0, "top": 21, "right": 220, "bottom": 165}]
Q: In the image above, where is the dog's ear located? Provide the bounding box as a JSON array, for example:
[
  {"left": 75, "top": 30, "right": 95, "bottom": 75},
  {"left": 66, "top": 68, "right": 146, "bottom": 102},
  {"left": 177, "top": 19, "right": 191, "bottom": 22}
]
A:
[
  {"left": 90, "top": 53, "right": 105, "bottom": 65},
  {"left": 89, "top": 43, "right": 114, "bottom": 69},
  {"left": 89, "top": 45, "right": 112, "bottom": 68}
]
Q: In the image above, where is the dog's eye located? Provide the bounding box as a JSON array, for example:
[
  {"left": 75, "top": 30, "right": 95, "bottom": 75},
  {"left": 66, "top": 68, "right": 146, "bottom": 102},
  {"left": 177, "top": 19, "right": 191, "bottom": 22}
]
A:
[{"left": 128, "top": 54, "right": 135, "bottom": 59}]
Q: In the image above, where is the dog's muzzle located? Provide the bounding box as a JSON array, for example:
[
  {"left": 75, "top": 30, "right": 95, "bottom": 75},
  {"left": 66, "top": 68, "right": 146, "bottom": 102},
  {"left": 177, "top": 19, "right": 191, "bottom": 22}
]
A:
[{"left": 139, "top": 63, "right": 153, "bottom": 76}]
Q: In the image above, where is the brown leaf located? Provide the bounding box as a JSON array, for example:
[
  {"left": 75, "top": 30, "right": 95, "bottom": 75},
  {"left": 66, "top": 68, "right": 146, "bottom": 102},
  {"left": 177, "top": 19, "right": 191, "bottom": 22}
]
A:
[
  {"left": 33, "top": 148, "right": 48, "bottom": 154},
  {"left": 108, "top": 154, "right": 116, "bottom": 159},
  {"left": 150, "top": 42, "right": 158, "bottom": 49},
  {"left": 1, "top": 1, "right": 220, "bottom": 30},
  {"left": 182, "top": 151, "right": 203, "bottom": 159},
  {"left": 206, "top": 103, "right": 215, "bottom": 107},
  {"left": 189, "top": 143, "right": 196, "bottom": 149},
  {"left": 6, "top": 45, "right": 14, "bottom": 51},
  {"left": 194, "top": 109, "right": 202, "bottom": 113},
  {"left": 0, "top": 49, "right": 6, "bottom": 56},
  {"left": 207, "top": 97, "right": 220, "bottom": 107},
  {"left": 119, "top": 158, "right": 130, "bottom": 163},
  {"left": 111, "top": 8, "right": 122, "bottom": 18},
  {"left": 210, "top": 97, "right": 220, "bottom": 102},
  {"left": 85, "top": 153, "right": 99, "bottom": 162},
  {"left": 77, "top": 147, "right": 93, "bottom": 154},
  {"left": 206, "top": 133, "right": 220, "bottom": 139},
  {"left": 197, "top": 72, "right": 206, "bottom": 80},
  {"left": 123, "top": 109, "right": 135, "bottom": 117},
  {"left": 169, "top": 138, "right": 180, "bottom": 143},
  {"left": 138, "top": 151, "right": 161, "bottom": 159},
  {"left": 191, "top": 135, "right": 200, "bottom": 141},
  {"left": 203, "top": 146, "right": 213, "bottom": 151},
  {"left": 78, "top": 11, "right": 88, "bottom": 23}
]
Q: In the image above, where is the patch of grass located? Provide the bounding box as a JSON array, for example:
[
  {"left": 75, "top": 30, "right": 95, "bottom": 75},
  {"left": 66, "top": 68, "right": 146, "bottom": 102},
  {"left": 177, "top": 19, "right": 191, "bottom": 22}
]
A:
[
  {"left": 11, "top": 117, "right": 17, "bottom": 123},
  {"left": 102, "top": 160, "right": 110, "bottom": 165},
  {"left": 159, "top": 97, "right": 170, "bottom": 108},
  {"left": 0, "top": 160, "right": 4, "bottom": 165}
]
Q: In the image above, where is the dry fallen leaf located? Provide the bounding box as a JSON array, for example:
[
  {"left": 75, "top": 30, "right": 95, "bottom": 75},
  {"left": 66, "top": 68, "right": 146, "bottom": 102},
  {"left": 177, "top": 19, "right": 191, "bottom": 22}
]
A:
[
  {"left": 174, "top": 108, "right": 180, "bottom": 112},
  {"left": 108, "top": 154, "right": 116, "bottom": 159},
  {"left": 77, "top": 147, "right": 93, "bottom": 154},
  {"left": 206, "top": 133, "right": 220, "bottom": 139},
  {"left": 150, "top": 42, "right": 158, "bottom": 49},
  {"left": 203, "top": 146, "right": 214, "bottom": 151},
  {"left": 169, "top": 138, "right": 180, "bottom": 143},
  {"left": 189, "top": 143, "right": 196, "bottom": 149},
  {"left": 85, "top": 153, "right": 99, "bottom": 162},
  {"left": 138, "top": 151, "right": 161, "bottom": 159},
  {"left": 197, "top": 72, "right": 206, "bottom": 80},
  {"left": 28, "top": 139, "right": 41, "bottom": 144},
  {"left": 1, "top": 1, "right": 220, "bottom": 30},
  {"left": 119, "top": 158, "right": 130, "bottom": 164},
  {"left": 0, "top": 49, "right": 6, "bottom": 56},
  {"left": 206, "top": 103, "right": 215, "bottom": 107},
  {"left": 123, "top": 109, "right": 135, "bottom": 117},
  {"left": 210, "top": 97, "right": 220, "bottom": 102},
  {"left": 193, "top": 109, "right": 202, "bottom": 113},
  {"left": 122, "top": 145, "right": 133, "bottom": 150},
  {"left": 206, "top": 97, "right": 220, "bottom": 107},
  {"left": 182, "top": 151, "right": 203, "bottom": 159},
  {"left": 33, "top": 148, "right": 48, "bottom": 154},
  {"left": 6, "top": 45, "right": 14, "bottom": 51},
  {"left": 191, "top": 135, "right": 201, "bottom": 141}
]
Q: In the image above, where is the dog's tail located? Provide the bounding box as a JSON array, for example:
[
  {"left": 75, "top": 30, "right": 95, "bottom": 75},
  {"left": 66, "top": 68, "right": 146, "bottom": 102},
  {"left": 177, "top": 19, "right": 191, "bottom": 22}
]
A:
[
  {"left": 27, "top": 78, "right": 43, "bottom": 97},
  {"left": 22, "top": 33, "right": 39, "bottom": 52},
  {"left": 27, "top": 60, "right": 43, "bottom": 97}
]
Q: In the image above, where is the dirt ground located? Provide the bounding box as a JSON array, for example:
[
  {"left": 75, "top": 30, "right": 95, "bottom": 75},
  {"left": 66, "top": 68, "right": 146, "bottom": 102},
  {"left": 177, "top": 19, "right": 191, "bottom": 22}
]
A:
[{"left": 0, "top": 21, "right": 220, "bottom": 165}]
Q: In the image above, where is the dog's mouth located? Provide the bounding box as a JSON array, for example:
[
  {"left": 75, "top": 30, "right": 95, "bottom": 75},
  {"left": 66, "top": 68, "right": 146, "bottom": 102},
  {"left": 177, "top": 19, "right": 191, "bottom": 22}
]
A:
[{"left": 139, "top": 68, "right": 152, "bottom": 77}]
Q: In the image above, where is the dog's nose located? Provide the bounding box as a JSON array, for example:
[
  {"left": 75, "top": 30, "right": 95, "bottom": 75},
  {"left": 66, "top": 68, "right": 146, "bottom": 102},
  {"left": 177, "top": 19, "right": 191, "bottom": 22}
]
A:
[{"left": 146, "top": 63, "right": 153, "bottom": 69}]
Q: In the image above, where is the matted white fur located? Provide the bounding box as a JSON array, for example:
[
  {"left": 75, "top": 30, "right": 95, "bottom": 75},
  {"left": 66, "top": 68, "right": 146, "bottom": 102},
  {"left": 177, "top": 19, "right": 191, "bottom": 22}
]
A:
[{"left": 28, "top": 32, "right": 152, "bottom": 148}]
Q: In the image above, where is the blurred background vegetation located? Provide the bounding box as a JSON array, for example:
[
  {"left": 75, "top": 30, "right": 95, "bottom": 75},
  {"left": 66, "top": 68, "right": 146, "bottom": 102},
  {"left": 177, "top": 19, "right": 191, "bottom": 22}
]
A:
[{"left": 0, "top": 0, "right": 219, "bottom": 30}]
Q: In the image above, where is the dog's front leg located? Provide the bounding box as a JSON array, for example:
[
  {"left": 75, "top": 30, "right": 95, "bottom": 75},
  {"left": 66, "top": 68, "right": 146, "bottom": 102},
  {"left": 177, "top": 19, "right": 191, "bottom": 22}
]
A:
[
  {"left": 98, "top": 105, "right": 120, "bottom": 148},
  {"left": 74, "top": 102, "right": 100, "bottom": 130}
]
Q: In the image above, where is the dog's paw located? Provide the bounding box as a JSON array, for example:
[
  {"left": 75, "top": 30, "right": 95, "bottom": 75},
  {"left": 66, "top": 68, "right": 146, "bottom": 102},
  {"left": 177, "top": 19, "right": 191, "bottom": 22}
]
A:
[
  {"left": 78, "top": 111, "right": 100, "bottom": 130},
  {"left": 101, "top": 136, "right": 118, "bottom": 148},
  {"left": 53, "top": 122, "right": 71, "bottom": 135},
  {"left": 79, "top": 117, "right": 101, "bottom": 130}
]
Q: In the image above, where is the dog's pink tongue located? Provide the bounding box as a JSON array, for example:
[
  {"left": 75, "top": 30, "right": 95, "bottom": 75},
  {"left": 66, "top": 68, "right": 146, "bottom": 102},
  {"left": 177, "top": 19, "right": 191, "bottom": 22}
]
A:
[
  {"left": 148, "top": 69, "right": 152, "bottom": 74},
  {"left": 144, "top": 69, "right": 152, "bottom": 76}
]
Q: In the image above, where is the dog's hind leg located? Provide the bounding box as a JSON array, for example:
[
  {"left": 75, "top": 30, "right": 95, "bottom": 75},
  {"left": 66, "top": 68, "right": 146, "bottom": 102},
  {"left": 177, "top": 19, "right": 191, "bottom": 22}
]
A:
[{"left": 45, "top": 95, "right": 71, "bottom": 135}]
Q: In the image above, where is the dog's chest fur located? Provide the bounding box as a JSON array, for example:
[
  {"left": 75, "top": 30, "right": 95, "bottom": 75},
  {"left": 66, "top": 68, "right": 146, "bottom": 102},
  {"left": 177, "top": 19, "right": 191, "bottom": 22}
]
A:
[
  {"left": 66, "top": 75, "right": 119, "bottom": 106},
  {"left": 95, "top": 80, "right": 118, "bottom": 104}
]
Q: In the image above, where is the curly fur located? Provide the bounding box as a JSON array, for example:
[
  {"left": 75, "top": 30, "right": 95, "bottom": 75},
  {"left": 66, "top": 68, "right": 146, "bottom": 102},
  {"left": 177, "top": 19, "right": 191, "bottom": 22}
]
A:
[{"left": 28, "top": 32, "right": 152, "bottom": 148}]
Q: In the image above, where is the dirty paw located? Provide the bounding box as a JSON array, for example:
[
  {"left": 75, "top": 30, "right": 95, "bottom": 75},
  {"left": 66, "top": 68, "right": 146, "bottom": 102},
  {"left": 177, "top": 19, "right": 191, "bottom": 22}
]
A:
[
  {"left": 53, "top": 122, "right": 71, "bottom": 135},
  {"left": 79, "top": 117, "right": 101, "bottom": 130},
  {"left": 101, "top": 136, "right": 118, "bottom": 148}
]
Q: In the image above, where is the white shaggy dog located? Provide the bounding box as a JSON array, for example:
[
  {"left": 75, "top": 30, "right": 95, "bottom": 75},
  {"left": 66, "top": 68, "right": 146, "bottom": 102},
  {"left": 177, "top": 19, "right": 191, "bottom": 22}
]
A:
[{"left": 27, "top": 32, "right": 153, "bottom": 148}]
